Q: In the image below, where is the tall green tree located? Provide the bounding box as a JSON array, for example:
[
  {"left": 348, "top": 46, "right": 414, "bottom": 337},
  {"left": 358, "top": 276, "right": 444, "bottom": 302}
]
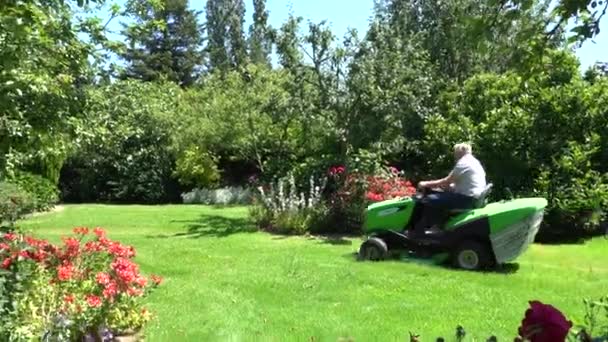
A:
[
  {"left": 205, "top": 0, "right": 248, "bottom": 72},
  {"left": 120, "top": 0, "right": 205, "bottom": 87},
  {"left": 248, "top": 0, "right": 273, "bottom": 66}
]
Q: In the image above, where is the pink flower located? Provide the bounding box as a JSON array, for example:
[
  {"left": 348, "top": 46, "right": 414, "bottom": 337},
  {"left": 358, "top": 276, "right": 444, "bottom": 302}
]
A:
[
  {"left": 93, "top": 227, "right": 106, "bottom": 238},
  {"left": 518, "top": 301, "right": 573, "bottom": 342},
  {"left": 3, "top": 233, "right": 16, "bottom": 241}
]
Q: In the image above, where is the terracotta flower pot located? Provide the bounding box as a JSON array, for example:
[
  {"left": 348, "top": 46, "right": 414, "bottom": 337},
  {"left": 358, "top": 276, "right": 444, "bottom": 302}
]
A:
[{"left": 113, "top": 330, "right": 142, "bottom": 342}]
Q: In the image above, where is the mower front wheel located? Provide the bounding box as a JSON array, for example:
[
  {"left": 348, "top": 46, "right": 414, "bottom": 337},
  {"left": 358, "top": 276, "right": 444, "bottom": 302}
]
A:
[
  {"left": 452, "top": 240, "right": 494, "bottom": 270},
  {"left": 358, "top": 237, "right": 388, "bottom": 261}
]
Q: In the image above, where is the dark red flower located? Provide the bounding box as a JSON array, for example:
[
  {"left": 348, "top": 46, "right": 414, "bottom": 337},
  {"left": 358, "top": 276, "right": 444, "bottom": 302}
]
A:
[{"left": 518, "top": 301, "right": 572, "bottom": 342}]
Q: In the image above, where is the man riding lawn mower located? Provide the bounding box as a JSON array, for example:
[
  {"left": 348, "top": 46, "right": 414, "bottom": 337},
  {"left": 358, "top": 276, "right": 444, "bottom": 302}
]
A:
[{"left": 358, "top": 143, "right": 547, "bottom": 270}]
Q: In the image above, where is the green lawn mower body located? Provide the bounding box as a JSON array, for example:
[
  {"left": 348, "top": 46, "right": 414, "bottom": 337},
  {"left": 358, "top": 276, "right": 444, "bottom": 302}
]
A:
[{"left": 358, "top": 184, "right": 548, "bottom": 270}]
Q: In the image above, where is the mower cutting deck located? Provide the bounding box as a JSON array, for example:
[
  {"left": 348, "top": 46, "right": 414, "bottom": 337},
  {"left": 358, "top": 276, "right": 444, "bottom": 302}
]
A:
[{"left": 358, "top": 185, "right": 547, "bottom": 270}]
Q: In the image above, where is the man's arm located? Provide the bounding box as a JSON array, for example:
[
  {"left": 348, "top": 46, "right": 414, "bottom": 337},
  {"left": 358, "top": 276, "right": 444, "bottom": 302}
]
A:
[{"left": 419, "top": 171, "right": 455, "bottom": 189}]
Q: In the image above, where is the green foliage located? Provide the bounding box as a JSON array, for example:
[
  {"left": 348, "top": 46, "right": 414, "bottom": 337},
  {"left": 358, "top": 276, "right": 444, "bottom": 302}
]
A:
[
  {"left": 60, "top": 80, "right": 182, "bottom": 204},
  {"left": 423, "top": 57, "right": 608, "bottom": 239},
  {"left": 120, "top": 0, "right": 205, "bottom": 87},
  {"left": 0, "top": 0, "right": 92, "bottom": 177},
  {"left": 173, "top": 146, "right": 221, "bottom": 189},
  {"left": 9, "top": 172, "right": 59, "bottom": 212},
  {"left": 0, "top": 183, "right": 35, "bottom": 226}
]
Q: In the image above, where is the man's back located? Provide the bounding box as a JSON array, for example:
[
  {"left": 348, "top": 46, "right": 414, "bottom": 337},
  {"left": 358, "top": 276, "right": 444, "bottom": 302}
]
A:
[{"left": 451, "top": 154, "right": 486, "bottom": 198}]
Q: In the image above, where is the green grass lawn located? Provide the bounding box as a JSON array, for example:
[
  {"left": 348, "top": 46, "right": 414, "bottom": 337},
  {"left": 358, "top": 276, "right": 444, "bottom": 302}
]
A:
[{"left": 18, "top": 204, "right": 608, "bottom": 341}]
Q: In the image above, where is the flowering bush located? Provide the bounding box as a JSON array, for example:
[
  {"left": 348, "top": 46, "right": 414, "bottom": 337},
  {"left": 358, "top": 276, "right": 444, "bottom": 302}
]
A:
[
  {"left": 250, "top": 174, "right": 328, "bottom": 234},
  {"left": 0, "top": 228, "right": 162, "bottom": 341},
  {"left": 325, "top": 165, "right": 417, "bottom": 233}
]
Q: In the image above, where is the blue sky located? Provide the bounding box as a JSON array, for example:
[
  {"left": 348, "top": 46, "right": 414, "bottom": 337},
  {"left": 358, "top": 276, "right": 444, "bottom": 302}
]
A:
[{"left": 96, "top": 0, "right": 606, "bottom": 70}]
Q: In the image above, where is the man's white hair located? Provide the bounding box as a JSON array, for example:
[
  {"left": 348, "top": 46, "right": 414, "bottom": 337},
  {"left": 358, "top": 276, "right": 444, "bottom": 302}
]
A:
[{"left": 453, "top": 142, "right": 472, "bottom": 155}]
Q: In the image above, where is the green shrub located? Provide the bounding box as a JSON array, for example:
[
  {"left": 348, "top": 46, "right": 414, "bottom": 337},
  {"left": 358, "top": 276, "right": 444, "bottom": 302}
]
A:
[
  {"left": 9, "top": 171, "right": 59, "bottom": 212},
  {"left": 173, "top": 145, "right": 221, "bottom": 189},
  {"left": 0, "top": 182, "right": 35, "bottom": 226}
]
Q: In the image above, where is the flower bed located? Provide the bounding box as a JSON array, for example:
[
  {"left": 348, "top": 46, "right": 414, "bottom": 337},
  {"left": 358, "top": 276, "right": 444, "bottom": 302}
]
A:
[{"left": 0, "top": 228, "right": 162, "bottom": 341}]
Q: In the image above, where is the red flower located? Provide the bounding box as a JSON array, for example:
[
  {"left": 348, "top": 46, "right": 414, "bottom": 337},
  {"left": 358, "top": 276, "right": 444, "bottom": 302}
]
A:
[
  {"left": 84, "top": 241, "right": 103, "bottom": 252},
  {"left": 135, "top": 276, "right": 148, "bottom": 287},
  {"left": 86, "top": 295, "right": 102, "bottom": 308},
  {"left": 151, "top": 275, "right": 163, "bottom": 286},
  {"left": 518, "top": 301, "right": 573, "bottom": 342},
  {"left": 111, "top": 257, "right": 139, "bottom": 283},
  {"left": 1, "top": 258, "right": 12, "bottom": 269},
  {"left": 3, "top": 233, "right": 15, "bottom": 241},
  {"left": 18, "top": 250, "right": 30, "bottom": 259},
  {"left": 73, "top": 227, "right": 89, "bottom": 235},
  {"left": 103, "top": 281, "right": 118, "bottom": 299},
  {"left": 64, "top": 294, "right": 75, "bottom": 304},
  {"left": 93, "top": 227, "right": 106, "bottom": 238},
  {"left": 127, "top": 287, "right": 143, "bottom": 296},
  {"left": 96, "top": 272, "right": 111, "bottom": 285},
  {"left": 57, "top": 263, "right": 74, "bottom": 281}
]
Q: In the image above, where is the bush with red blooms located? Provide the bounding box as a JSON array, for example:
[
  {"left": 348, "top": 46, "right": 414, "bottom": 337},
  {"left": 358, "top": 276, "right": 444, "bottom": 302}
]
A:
[
  {"left": 324, "top": 165, "right": 417, "bottom": 233},
  {"left": 0, "top": 228, "right": 163, "bottom": 341}
]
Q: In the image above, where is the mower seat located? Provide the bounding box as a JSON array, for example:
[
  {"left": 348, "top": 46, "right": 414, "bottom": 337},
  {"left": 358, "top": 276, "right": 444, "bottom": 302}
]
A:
[{"left": 448, "top": 183, "right": 493, "bottom": 215}]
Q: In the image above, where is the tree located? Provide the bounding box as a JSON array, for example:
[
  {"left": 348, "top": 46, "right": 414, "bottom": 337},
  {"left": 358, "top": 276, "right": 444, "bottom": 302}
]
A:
[
  {"left": 120, "top": 0, "right": 205, "bottom": 87},
  {"left": 248, "top": 0, "right": 273, "bottom": 66},
  {"left": 0, "top": 0, "right": 95, "bottom": 182},
  {"left": 205, "top": 0, "right": 248, "bottom": 72}
]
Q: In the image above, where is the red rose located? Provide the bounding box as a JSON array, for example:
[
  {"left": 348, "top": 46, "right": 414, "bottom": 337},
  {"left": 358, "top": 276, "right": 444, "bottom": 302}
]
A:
[{"left": 518, "top": 301, "right": 573, "bottom": 342}]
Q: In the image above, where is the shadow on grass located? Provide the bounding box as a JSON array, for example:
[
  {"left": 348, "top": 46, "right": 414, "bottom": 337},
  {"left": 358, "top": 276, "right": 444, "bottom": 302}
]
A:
[
  {"left": 147, "top": 214, "right": 257, "bottom": 239},
  {"left": 344, "top": 251, "right": 521, "bottom": 274}
]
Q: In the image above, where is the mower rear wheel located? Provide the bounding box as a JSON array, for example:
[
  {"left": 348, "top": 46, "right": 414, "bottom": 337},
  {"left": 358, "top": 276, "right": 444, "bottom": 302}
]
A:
[
  {"left": 452, "top": 240, "right": 494, "bottom": 270},
  {"left": 358, "top": 237, "right": 388, "bottom": 261}
]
